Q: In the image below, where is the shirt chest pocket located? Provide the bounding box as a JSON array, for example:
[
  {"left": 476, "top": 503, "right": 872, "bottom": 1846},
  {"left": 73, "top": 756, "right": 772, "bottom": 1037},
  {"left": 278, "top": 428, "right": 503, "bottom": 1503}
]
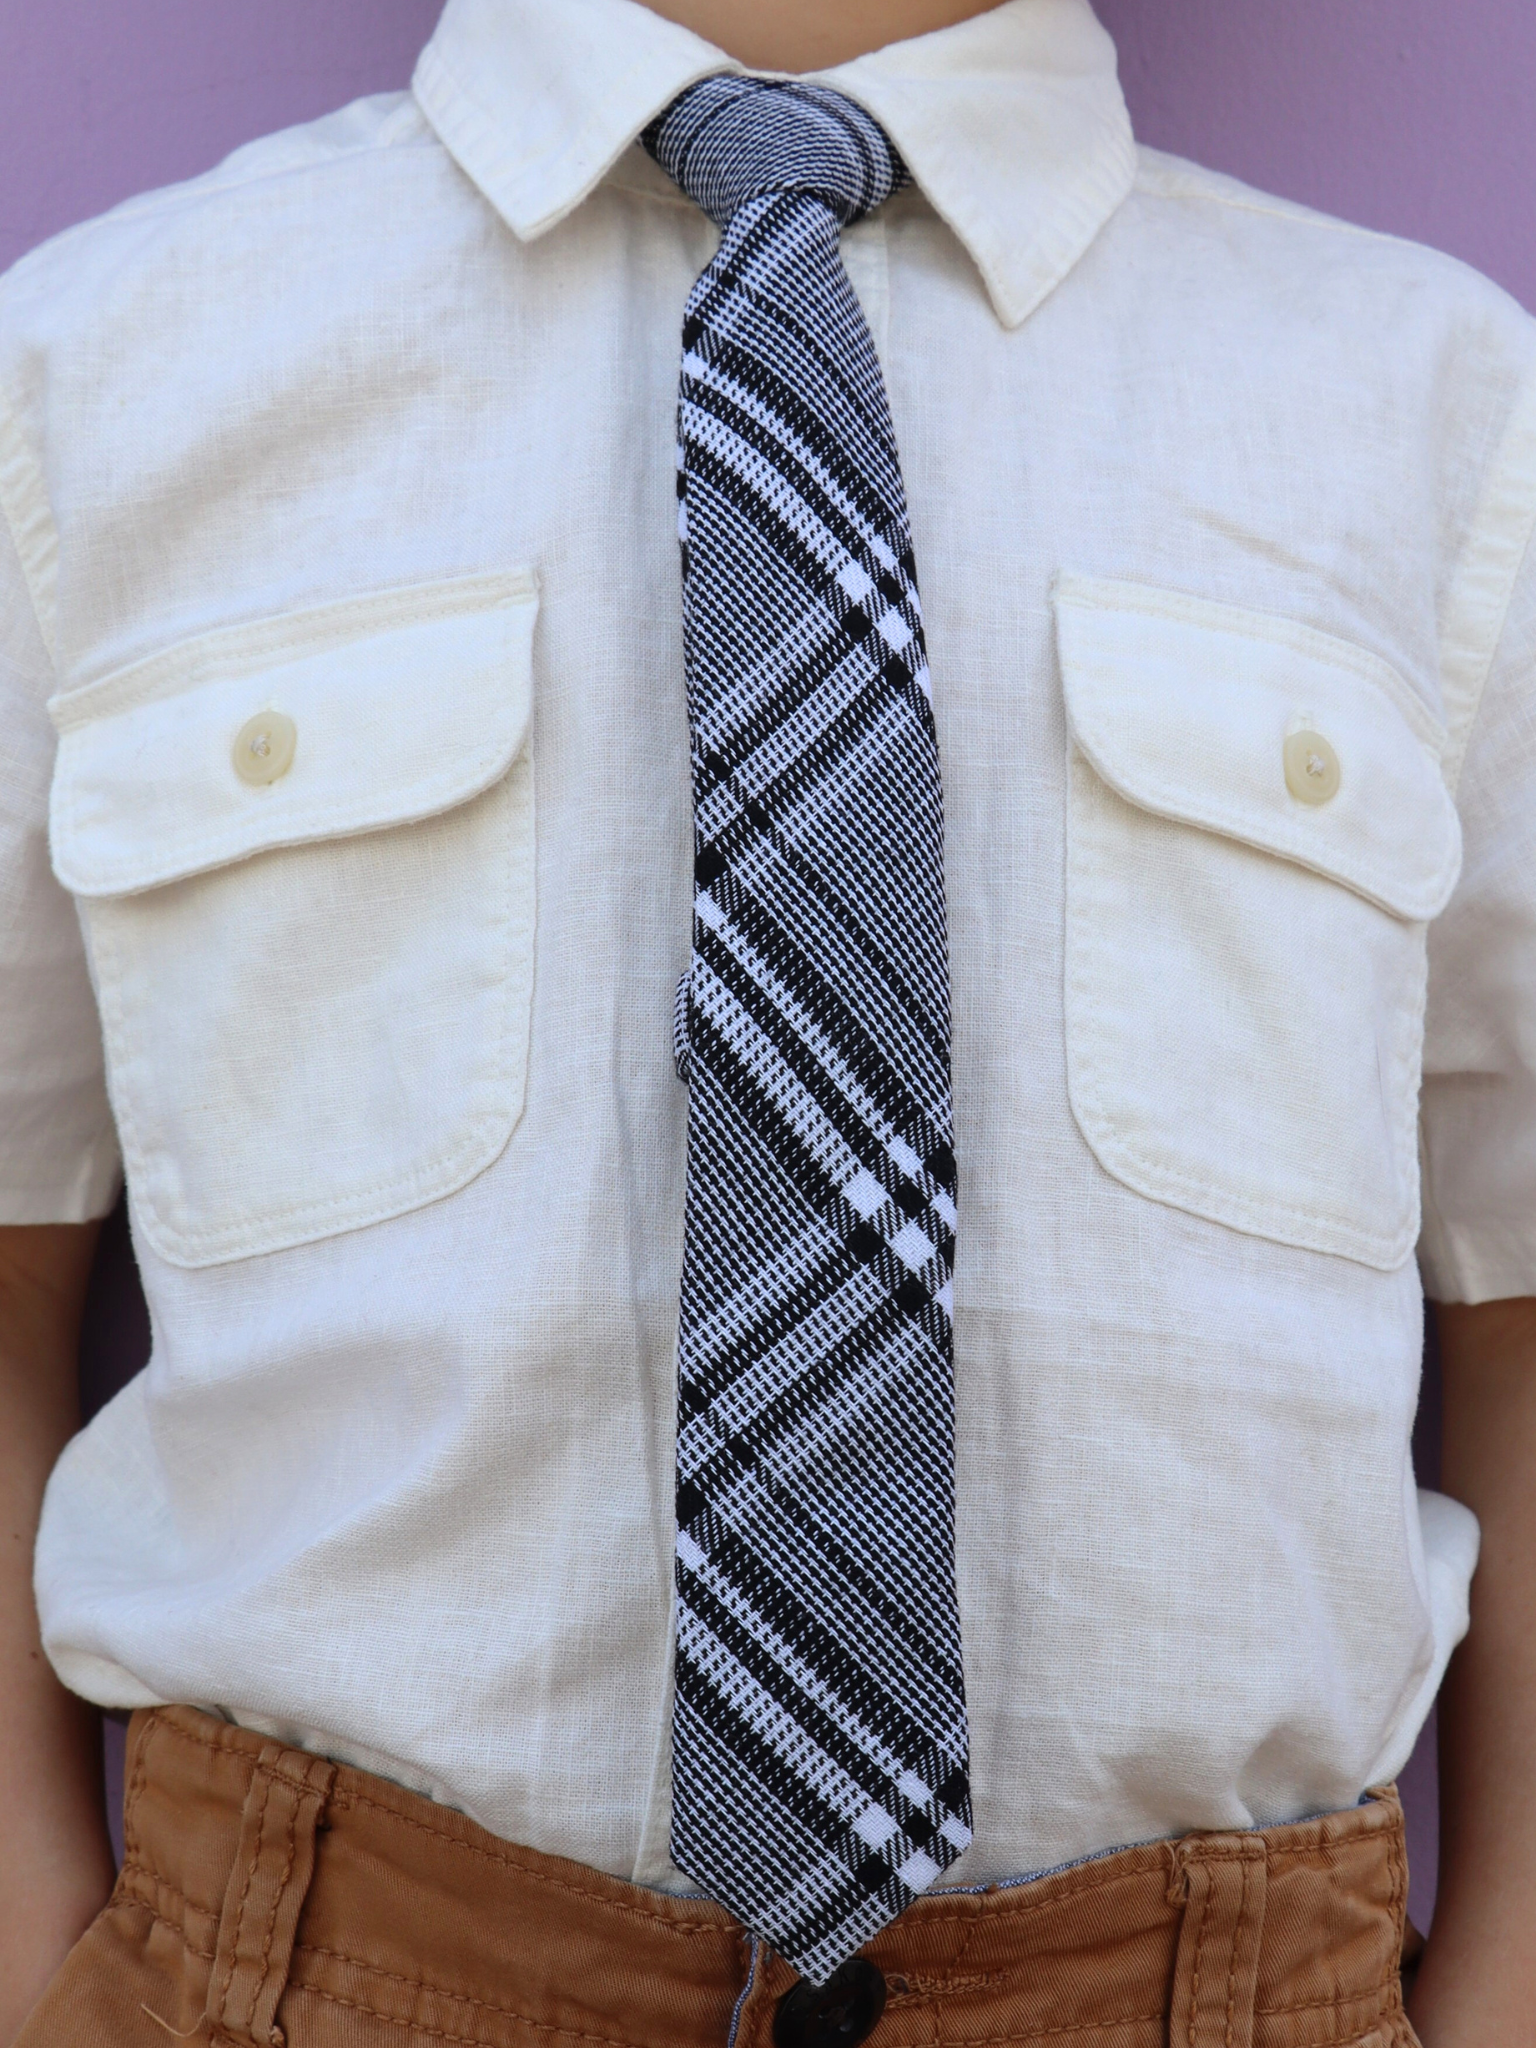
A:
[
  {"left": 48, "top": 572, "right": 539, "bottom": 1268},
  {"left": 1055, "top": 576, "right": 1462, "bottom": 1270}
]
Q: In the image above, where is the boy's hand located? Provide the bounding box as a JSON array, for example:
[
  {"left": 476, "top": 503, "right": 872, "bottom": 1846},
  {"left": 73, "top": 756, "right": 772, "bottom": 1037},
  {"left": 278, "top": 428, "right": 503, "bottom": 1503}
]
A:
[
  {"left": 1410, "top": 1297, "right": 1536, "bottom": 2047},
  {"left": 0, "top": 1222, "right": 114, "bottom": 2045}
]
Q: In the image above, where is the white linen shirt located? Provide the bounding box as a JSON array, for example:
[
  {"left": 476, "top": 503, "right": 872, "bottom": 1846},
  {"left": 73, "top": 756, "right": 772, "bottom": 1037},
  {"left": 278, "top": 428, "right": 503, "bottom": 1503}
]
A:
[{"left": 4, "top": 0, "right": 1535, "bottom": 1892}]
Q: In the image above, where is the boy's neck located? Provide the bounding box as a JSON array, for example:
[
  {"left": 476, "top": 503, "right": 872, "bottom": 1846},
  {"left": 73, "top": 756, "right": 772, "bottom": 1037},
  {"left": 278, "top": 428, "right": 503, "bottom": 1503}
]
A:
[{"left": 637, "top": 0, "right": 1001, "bottom": 73}]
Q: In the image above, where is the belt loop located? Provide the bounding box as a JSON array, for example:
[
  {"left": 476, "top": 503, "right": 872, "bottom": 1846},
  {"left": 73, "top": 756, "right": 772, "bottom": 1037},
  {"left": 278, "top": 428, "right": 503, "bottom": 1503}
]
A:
[
  {"left": 205, "top": 1742, "right": 337, "bottom": 2048},
  {"left": 1167, "top": 1836, "right": 1268, "bottom": 2048}
]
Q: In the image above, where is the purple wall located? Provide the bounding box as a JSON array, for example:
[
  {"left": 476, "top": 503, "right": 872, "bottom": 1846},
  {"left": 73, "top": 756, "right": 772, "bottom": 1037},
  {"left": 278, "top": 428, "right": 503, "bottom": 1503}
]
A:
[
  {"left": 13, "top": 0, "right": 1526, "bottom": 1934},
  {"left": 0, "top": 2, "right": 439, "bottom": 277},
  {"left": 1096, "top": 0, "right": 1536, "bottom": 312},
  {"left": 2, "top": 0, "right": 1533, "bottom": 307}
]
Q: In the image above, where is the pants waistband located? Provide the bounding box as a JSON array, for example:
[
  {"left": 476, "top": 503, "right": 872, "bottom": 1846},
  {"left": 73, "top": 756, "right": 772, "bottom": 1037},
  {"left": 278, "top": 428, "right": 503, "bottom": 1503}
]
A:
[{"left": 90, "top": 1706, "right": 1416, "bottom": 2048}]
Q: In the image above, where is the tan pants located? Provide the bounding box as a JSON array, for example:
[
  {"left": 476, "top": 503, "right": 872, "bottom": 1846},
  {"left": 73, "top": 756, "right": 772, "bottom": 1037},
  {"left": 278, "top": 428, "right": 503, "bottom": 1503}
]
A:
[{"left": 22, "top": 1706, "right": 1419, "bottom": 2047}]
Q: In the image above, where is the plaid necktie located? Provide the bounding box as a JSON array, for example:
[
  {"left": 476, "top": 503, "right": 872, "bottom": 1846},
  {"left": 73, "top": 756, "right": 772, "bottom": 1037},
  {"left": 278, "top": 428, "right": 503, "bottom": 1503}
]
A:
[{"left": 644, "top": 77, "right": 972, "bottom": 1986}]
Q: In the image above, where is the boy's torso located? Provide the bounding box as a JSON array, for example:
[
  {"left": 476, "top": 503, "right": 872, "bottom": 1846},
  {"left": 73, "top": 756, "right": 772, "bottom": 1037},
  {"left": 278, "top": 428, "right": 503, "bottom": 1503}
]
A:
[{"left": 4, "top": 0, "right": 1531, "bottom": 1892}]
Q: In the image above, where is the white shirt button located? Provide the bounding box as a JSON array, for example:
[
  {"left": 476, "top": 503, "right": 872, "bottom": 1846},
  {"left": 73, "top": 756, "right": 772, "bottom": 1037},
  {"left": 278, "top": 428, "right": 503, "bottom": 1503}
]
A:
[
  {"left": 232, "top": 711, "right": 297, "bottom": 786},
  {"left": 1283, "top": 728, "right": 1340, "bottom": 805}
]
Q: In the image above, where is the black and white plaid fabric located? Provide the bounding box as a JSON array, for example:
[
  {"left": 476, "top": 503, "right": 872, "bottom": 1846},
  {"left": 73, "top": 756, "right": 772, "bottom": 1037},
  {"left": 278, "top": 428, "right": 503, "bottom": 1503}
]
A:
[{"left": 644, "top": 77, "right": 972, "bottom": 1985}]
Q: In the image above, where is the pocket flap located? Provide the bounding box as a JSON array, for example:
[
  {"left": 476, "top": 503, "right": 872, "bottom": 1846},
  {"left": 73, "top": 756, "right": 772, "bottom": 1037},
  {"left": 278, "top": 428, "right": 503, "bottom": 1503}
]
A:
[
  {"left": 49, "top": 570, "right": 539, "bottom": 898},
  {"left": 1055, "top": 575, "right": 1461, "bottom": 921}
]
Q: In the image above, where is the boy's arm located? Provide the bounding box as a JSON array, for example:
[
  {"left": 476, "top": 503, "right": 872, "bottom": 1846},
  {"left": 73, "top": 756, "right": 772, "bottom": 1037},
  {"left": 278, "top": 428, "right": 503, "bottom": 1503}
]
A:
[
  {"left": 0, "top": 1221, "right": 114, "bottom": 2044},
  {"left": 1408, "top": 1296, "right": 1536, "bottom": 2046}
]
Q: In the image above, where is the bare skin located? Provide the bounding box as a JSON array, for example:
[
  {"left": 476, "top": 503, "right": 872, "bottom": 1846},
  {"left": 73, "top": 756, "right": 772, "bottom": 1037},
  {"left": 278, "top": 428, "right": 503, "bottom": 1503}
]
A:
[
  {"left": 0, "top": 1222, "right": 114, "bottom": 2041},
  {"left": 638, "top": 0, "right": 999, "bottom": 71},
  {"left": 1409, "top": 1296, "right": 1536, "bottom": 2045},
  {"left": 1, "top": 4, "right": 1529, "bottom": 2036}
]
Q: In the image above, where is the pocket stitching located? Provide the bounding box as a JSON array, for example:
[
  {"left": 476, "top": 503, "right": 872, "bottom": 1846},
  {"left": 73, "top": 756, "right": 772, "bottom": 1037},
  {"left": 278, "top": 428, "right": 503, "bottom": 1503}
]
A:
[
  {"left": 1055, "top": 574, "right": 1446, "bottom": 749},
  {"left": 50, "top": 572, "right": 540, "bottom": 900},
  {"left": 1057, "top": 578, "right": 1460, "bottom": 922},
  {"left": 1064, "top": 726, "right": 1458, "bottom": 921},
  {"left": 49, "top": 568, "right": 539, "bottom": 727},
  {"left": 1064, "top": 749, "right": 1429, "bottom": 1268},
  {"left": 89, "top": 741, "right": 536, "bottom": 1267},
  {"left": 56, "top": 734, "right": 523, "bottom": 899}
]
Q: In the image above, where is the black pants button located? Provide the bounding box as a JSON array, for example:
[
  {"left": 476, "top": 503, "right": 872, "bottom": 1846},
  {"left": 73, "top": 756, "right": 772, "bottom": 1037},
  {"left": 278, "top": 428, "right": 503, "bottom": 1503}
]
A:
[{"left": 773, "top": 1959, "right": 887, "bottom": 2048}]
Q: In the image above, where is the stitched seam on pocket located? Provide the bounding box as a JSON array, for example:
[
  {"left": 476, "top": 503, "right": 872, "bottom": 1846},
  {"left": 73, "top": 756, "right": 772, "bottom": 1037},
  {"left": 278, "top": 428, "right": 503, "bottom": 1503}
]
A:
[
  {"left": 1064, "top": 752, "right": 1426, "bottom": 1267},
  {"left": 112, "top": 1892, "right": 221, "bottom": 1965},
  {"left": 1055, "top": 579, "right": 1459, "bottom": 921},
  {"left": 1055, "top": 576, "right": 1446, "bottom": 747},
  {"left": 49, "top": 568, "right": 539, "bottom": 726},
  {"left": 322, "top": 1784, "right": 728, "bottom": 1939},
  {"left": 1060, "top": 747, "right": 1456, "bottom": 921},
  {"left": 57, "top": 737, "right": 524, "bottom": 900},
  {"left": 289, "top": 1978, "right": 667, "bottom": 2048},
  {"left": 49, "top": 570, "right": 540, "bottom": 900},
  {"left": 90, "top": 751, "right": 535, "bottom": 1266},
  {"left": 117, "top": 1864, "right": 222, "bottom": 1959}
]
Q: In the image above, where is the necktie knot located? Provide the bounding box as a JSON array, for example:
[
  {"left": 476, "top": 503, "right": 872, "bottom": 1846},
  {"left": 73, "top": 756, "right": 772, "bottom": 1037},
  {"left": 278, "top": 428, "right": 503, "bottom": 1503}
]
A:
[{"left": 642, "top": 75, "right": 910, "bottom": 229}]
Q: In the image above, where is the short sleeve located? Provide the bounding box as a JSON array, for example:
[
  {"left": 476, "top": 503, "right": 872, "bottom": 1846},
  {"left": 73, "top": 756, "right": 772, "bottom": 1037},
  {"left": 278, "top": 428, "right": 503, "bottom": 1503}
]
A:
[
  {"left": 1420, "top": 401, "right": 1536, "bottom": 1303},
  {"left": 0, "top": 470, "right": 120, "bottom": 1222}
]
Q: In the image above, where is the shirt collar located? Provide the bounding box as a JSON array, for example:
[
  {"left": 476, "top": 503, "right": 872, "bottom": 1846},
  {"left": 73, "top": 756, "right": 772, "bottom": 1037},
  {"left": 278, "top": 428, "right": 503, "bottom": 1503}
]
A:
[{"left": 412, "top": 0, "right": 1137, "bottom": 329}]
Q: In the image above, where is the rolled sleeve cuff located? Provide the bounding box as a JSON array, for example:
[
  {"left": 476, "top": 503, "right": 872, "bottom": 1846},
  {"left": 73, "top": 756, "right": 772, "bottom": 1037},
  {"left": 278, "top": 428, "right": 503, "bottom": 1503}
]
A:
[
  {"left": 0, "top": 1128, "right": 121, "bottom": 1226},
  {"left": 1419, "top": 1206, "right": 1536, "bottom": 1305}
]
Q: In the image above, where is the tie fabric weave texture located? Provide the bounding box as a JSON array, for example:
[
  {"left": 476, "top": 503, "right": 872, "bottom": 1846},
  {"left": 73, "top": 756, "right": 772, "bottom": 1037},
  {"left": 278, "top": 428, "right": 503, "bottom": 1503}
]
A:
[{"left": 644, "top": 76, "right": 972, "bottom": 1985}]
